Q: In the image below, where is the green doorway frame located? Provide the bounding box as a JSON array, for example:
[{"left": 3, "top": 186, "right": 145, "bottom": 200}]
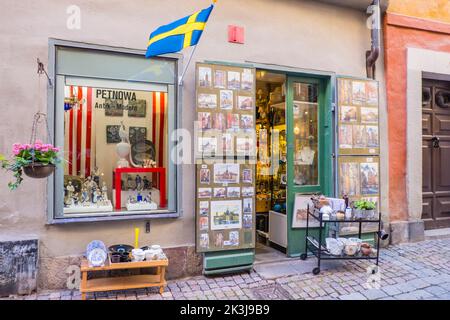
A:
[{"left": 285, "top": 74, "right": 334, "bottom": 257}]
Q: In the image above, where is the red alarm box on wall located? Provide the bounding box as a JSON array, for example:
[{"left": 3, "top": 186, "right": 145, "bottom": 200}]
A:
[{"left": 228, "top": 25, "right": 244, "bottom": 44}]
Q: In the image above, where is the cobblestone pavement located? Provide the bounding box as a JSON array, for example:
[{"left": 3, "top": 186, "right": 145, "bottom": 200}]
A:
[{"left": 3, "top": 239, "right": 450, "bottom": 301}]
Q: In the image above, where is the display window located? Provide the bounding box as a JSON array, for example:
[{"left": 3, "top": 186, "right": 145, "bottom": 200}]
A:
[{"left": 50, "top": 44, "right": 178, "bottom": 220}]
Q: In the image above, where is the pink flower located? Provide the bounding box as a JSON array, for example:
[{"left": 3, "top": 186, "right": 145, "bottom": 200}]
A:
[{"left": 52, "top": 147, "right": 60, "bottom": 152}]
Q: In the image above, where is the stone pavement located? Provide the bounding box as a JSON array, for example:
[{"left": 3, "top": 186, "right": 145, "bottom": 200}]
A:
[{"left": 2, "top": 239, "right": 450, "bottom": 300}]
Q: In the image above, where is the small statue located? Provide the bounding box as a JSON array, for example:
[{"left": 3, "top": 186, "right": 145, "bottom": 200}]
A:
[
  {"left": 81, "top": 186, "right": 89, "bottom": 203},
  {"left": 127, "top": 175, "right": 134, "bottom": 191},
  {"left": 92, "top": 187, "right": 101, "bottom": 204},
  {"left": 72, "top": 193, "right": 79, "bottom": 206},
  {"left": 92, "top": 166, "right": 101, "bottom": 186},
  {"left": 143, "top": 176, "right": 151, "bottom": 190},
  {"left": 135, "top": 175, "right": 143, "bottom": 191},
  {"left": 101, "top": 182, "right": 108, "bottom": 201},
  {"left": 65, "top": 181, "right": 75, "bottom": 206}
]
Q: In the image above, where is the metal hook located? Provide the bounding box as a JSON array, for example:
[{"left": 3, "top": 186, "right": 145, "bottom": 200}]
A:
[{"left": 37, "top": 58, "right": 53, "bottom": 87}]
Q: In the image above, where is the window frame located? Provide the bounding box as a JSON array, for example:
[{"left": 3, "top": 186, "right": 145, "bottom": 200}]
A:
[{"left": 46, "top": 39, "right": 183, "bottom": 224}]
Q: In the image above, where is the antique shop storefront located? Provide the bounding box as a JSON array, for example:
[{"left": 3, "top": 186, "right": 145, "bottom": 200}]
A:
[{"left": 0, "top": 0, "right": 388, "bottom": 294}]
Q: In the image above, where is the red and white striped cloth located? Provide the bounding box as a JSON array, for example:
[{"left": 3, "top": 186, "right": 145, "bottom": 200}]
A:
[
  {"left": 64, "top": 86, "right": 94, "bottom": 177},
  {"left": 64, "top": 86, "right": 167, "bottom": 179}
]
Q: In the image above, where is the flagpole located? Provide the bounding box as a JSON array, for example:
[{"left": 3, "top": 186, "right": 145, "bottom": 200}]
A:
[{"left": 178, "top": 44, "right": 198, "bottom": 86}]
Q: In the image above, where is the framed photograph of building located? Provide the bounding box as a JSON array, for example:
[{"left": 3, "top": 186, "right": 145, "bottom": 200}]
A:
[
  {"left": 220, "top": 90, "right": 233, "bottom": 110},
  {"left": 199, "top": 67, "right": 212, "bottom": 87},
  {"left": 227, "top": 71, "right": 240, "bottom": 90},
  {"left": 360, "top": 162, "right": 379, "bottom": 195},
  {"left": 198, "top": 93, "right": 217, "bottom": 109},
  {"left": 128, "top": 99, "right": 146, "bottom": 117},
  {"left": 210, "top": 200, "right": 242, "bottom": 230},
  {"left": 340, "top": 106, "right": 358, "bottom": 122},
  {"left": 214, "top": 70, "right": 226, "bottom": 88},
  {"left": 214, "top": 163, "right": 240, "bottom": 184}
]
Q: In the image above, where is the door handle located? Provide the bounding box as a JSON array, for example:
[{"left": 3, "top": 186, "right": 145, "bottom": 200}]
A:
[{"left": 432, "top": 136, "right": 440, "bottom": 148}]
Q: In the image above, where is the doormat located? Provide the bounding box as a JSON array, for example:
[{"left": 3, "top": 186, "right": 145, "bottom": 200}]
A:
[{"left": 251, "top": 284, "right": 292, "bottom": 300}]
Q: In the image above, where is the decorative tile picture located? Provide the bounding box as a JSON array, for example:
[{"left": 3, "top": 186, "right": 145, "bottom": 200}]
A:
[
  {"left": 129, "top": 127, "right": 147, "bottom": 144},
  {"left": 106, "top": 125, "right": 121, "bottom": 143},
  {"left": 128, "top": 99, "right": 146, "bottom": 117},
  {"left": 104, "top": 99, "right": 124, "bottom": 116}
]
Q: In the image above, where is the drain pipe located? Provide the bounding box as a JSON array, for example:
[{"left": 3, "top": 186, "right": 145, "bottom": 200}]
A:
[{"left": 366, "top": 0, "right": 381, "bottom": 79}]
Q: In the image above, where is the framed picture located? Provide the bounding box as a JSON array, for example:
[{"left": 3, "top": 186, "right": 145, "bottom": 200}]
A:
[
  {"left": 129, "top": 127, "right": 147, "bottom": 144},
  {"left": 214, "top": 70, "right": 227, "bottom": 88},
  {"left": 242, "top": 186, "right": 254, "bottom": 197},
  {"left": 199, "top": 168, "right": 210, "bottom": 184},
  {"left": 198, "top": 137, "right": 217, "bottom": 154},
  {"left": 200, "top": 233, "right": 209, "bottom": 249},
  {"left": 238, "top": 96, "right": 253, "bottom": 111},
  {"left": 241, "top": 70, "right": 253, "bottom": 91},
  {"left": 338, "top": 78, "right": 353, "bottom": 105},
  {"left": 210, "top": 200, "right": 242, "bottom": 230},
  {"left": 243, "top": 198, "right": 253, "bottom": 214},
  {"left": 106, "top": 125, "right": 121, "bottom": 143},
  {"left": 236, "top": 137, "right": 254, "bottom": 155},
  {"left": 226, "top": 114, "right": 240, "bottom": 130},
  {"left": 353, "top": 125, "right": 367, "bottom": 148},
  {"left": 213, "top": 113, "right": 226, "bottom": 130},
  {"left": 198, "top": 112, "right": 212, "bottom": 130},
  {"left": 227, "top": 187, "right": 240, "bottom": 198},
  {"left": 104, "top": 99, "right": 124, "bottom": 116},
  {"left": 199, "top": 67, "right": 212, "bottom": 87},
  {"left": 199, "top": 201, "right": 209, "bottom": 215},
  {"left": 339, "top": 162, "right": 359, "bottom": 196},
  {"left": 360, "top": 107, "right": 378, "bottom": 124},
  {"left": 198, "top": 188, "right": 212, "bottom": 199},
  {"left": 340, "top": 106, "right": 357, "bottom": 123},
  {"left": 292, "top": 194, "right": 317, "bottom": 228},
  {"left": 214, "top": 232, "right": 224, "bottom": 247},
  {"left": 220, "top": 90, "right": 233, "bottom": 110},
  {"left": 240, "top": 114, "right": 254, "bottom": 129},
  {"left": 214, "top": 187, "right": 227, "bottom": 198},
  {"left": 214, "top": 163, "right": 240, "bottom": 184},
  {"left": 198, "top": 93, "right": 217, "bottom": 109},
  {"left": 221, "top": 133, "right": 233, "bottom": 154},
  {"left": 242, "top": 169, "right": 252, "bottom": 184},
  {"left": 360, "top": 162, "right": 379, "bottom": 195},
  {"left": 365, "top": 126, "right": 379, "bottom": 148},
  {"left": 352, "top": 81, "right": 366, "bottom": 105},
  {"left": 366, "top": 81, "right": 378, "bottom": 106},
  {"left": 199, "top": 216, "right": 209, "bottom": 231},
  {"left": 225, "top": 231, "right": 239, "bottom": 246},
  {"left": 243, "top": 214, "right": 253, "bottom": 229},
  {"left": 128, "top": 99, "right": 147, "bottom": 117},
  {"left": 227, "top": 71, "right": 241, "bottom": 90}
]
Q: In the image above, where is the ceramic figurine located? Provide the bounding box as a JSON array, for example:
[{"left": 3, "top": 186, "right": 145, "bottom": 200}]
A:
[
  {"left": 127, "top": 175, "right": 134, "bottom": 190},
  {"left": 92, "top": 166, "right": 100, "bottom": 186},
  {"left": 116, "top": 121, "right": 130, "bottom": 168},
  {"left": 135, "top": 175, "right": 143, "bottom": 191},
  {"left": 81, "top": 186, "right": 89, "bottom": 203},
  {"left": 101, "top": 182, "right": 108, "bottom": 201},
  {"left": 143, "top": 176, "right": 150, "bottom": 190},
  {"left": 66, "top": 181, "right": 75, "bottom": 205}
]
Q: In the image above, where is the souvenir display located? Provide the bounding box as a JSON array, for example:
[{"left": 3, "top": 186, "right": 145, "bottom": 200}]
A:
[
  {"left": 337, "top": 78, "right": 380, "bottom": 235},
  {"left": 195, "top": 63, "right": 256, "bottom": 253},
  {"left": 64, "top": 175, "right": 113, "bottom": 214},
  {"left": 126, "top": 191, "right": 157, "bottom": 211}
]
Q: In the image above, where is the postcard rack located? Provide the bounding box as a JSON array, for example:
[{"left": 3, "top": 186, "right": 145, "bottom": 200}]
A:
[{"left": 300, "top": 205, "right": 381, "bottom": 275}]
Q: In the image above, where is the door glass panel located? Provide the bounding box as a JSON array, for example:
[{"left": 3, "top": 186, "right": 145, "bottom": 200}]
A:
[{"left": 292, "top": 82, "right": 319, "bottom": 186}]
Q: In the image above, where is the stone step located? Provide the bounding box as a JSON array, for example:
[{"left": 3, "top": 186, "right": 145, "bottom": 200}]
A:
[{"left": 424, "top": 228, "right": 450, "bottom": 240}]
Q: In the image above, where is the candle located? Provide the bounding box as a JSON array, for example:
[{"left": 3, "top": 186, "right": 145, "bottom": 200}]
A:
[{"left": 134, "top": 228, "right": 139, "bottom": 249}]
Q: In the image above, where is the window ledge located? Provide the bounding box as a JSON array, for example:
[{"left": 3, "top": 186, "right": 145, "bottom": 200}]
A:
[{"left": 47, "top": 212, "right": 180, "bottom": 225}]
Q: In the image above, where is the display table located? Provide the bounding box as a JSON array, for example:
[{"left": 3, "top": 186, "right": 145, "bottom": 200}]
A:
[
  {"left": 80, "top": 257, "right": 168, "bottom": 300},
  {"left": 114, "top": 167, "right": 166, "bottom": 210}
]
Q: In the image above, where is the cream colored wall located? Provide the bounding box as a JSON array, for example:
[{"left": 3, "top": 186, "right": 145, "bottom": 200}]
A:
[{"left": 0, "top": 0, "right": 386, "bottom": 257}]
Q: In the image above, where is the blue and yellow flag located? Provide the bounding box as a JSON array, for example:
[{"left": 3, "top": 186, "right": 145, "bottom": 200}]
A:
[{"left": 145, "top": 4, "right": 214, "bottom": 58}]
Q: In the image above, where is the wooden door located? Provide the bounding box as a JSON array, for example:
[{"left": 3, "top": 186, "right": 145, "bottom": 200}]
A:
[{"left": 422, "top": 78, "right": 450, "bottom": 229}]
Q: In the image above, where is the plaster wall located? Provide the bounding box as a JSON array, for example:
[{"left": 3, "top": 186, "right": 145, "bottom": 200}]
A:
[
  {"left": 0, "top": 0, "right": 386, "bottom": 287},
  {"left": 388, "top": 0, "right": 450, "bottom": 24}
]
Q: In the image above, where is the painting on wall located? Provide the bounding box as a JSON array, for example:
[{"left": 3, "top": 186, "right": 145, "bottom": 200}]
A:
[
  {"left": 106, "top": 125, "right": 121, "bottom": 144},
  {"left": 210, "top": 200, "right": 242, "bottom": 230},
  {"left": 214, "top": 163, "right": 240, "bottom": 184},
  {"left": 339, "top": 162, "right": 359, "bottom": 196},
  {"left": 360, "top": 162, "right": 379, "bottom": 195},
  {"left": 128, "top": 99, "right": 147, "bottom": 118},
  {"left": 129, "top": 127, "right": 147, "bottom": 144},
  {"left": 104, "top": 99, "right": 124, "bottom": 116}
]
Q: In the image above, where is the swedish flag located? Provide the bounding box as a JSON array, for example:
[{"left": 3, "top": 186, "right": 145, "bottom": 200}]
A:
[{"left": 145, "top": 4, "right": 214, "bottom": 58}]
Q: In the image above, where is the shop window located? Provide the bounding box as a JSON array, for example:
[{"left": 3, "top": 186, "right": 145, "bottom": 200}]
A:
[{"left": 51, "top": 43, "right": 178, "bottom": 220}]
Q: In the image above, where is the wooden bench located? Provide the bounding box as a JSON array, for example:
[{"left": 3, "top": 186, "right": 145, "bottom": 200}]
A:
[{"left": 80, "top": 257, "right": 168, "bottom": 300}]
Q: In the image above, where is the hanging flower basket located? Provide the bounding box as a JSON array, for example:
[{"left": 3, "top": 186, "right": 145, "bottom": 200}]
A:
[
  {"left": 23, "top": 163, "right": 56, "bottom": 179},
  {"left": 1, "top": 140, "right": 61, "bottom": 190}
]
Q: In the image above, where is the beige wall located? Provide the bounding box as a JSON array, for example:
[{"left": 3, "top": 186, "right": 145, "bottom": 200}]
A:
[{"left": 0, "top": 0, "right": 386, "bottom": 259}]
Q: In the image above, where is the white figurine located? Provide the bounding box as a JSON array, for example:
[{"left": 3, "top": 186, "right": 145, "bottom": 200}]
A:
[{"left": 101, "top": 182, "right": 108, "bottom": 201}]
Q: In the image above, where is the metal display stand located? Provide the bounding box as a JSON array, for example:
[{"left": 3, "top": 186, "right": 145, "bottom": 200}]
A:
[{"left": 300, "top": 205, "right": 381, "bottom": 275}]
